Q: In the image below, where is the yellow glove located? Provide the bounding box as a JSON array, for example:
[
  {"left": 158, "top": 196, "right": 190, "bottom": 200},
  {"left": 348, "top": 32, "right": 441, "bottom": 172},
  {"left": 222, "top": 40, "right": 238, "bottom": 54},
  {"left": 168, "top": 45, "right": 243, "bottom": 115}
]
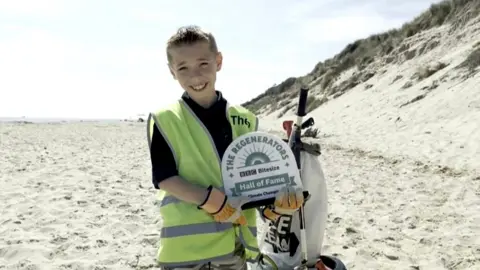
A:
[
  {"left": 198, "top": 185, "right": 249, "bottom": 225},
  {"left": 262, "top": 186, "right": 304, "bottom": 221}
]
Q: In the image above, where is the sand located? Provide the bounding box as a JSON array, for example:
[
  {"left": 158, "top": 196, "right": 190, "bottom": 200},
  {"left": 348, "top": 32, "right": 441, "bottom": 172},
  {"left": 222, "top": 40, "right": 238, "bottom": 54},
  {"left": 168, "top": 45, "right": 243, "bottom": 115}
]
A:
[
  {"left": 1, "top": 115, "right": 478, "bottom": 270},
  {"left": 0, "top": 122, "right": 160, "bottom": 270}
]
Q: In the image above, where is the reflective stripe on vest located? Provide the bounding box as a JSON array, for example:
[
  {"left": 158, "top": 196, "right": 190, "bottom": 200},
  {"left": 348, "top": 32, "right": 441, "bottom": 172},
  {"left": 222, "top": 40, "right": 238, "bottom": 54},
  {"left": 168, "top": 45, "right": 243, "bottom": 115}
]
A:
[
  {"left": 238, "top": 226, "right": 260, "bottom": 252},
  {"left": 160, "top": 222, "right": 258, "bottom": 238}
]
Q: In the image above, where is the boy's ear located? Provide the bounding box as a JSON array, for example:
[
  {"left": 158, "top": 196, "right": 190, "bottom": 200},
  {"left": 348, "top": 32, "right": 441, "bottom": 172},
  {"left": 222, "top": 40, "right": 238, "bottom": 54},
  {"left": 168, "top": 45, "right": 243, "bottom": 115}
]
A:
[{"left": 216, "top": 52, "right": 223, "bottom": 72}]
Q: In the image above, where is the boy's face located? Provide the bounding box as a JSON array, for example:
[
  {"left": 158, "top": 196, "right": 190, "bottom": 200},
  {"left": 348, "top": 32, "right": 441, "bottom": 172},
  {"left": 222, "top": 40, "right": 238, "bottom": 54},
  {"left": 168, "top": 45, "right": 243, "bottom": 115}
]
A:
[{"left": 168, "top": 41, "right": 222, "bottom": 100}]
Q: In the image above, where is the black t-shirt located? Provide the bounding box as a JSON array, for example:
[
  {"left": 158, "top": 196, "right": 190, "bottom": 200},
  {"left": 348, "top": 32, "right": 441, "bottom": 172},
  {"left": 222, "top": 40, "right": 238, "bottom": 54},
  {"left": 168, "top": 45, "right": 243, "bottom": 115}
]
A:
[{"left": 149, "top": 91, "right": 233, "bottom": 189}]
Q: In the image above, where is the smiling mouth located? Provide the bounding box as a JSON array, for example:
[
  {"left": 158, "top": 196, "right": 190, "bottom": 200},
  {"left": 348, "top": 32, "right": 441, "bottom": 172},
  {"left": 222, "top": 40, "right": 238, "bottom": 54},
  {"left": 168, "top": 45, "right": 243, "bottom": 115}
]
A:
[{"left": 190, "top": 82, "right": 208, "bottom": 91}]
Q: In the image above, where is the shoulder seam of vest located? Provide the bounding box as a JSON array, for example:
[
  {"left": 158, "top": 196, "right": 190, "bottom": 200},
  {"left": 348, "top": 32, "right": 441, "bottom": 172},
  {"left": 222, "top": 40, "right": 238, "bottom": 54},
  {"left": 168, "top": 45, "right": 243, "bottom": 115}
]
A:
[
  {"left": 153, "top": 99, "right": 182, "bottom": 114},
  {"left": 146, "top": 113, "right": 153, "bottom": 150}
]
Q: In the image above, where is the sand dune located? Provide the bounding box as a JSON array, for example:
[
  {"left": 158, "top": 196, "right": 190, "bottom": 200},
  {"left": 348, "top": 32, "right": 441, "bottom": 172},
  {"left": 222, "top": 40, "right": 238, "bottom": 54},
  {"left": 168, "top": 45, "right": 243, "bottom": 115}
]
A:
[{"left": 259, "top": 17, "right": 480, "bottom": 176}]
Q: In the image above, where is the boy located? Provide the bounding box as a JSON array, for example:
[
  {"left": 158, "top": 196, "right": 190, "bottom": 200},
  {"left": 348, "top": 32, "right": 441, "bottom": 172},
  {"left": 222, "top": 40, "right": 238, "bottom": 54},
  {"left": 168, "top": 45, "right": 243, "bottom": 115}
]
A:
[{"left": 147, "top": 25, "right": 304, "bottom": 270}]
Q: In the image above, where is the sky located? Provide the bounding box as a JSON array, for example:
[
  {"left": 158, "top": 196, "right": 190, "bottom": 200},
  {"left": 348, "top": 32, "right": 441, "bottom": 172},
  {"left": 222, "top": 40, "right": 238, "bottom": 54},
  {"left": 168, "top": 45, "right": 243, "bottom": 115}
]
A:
[{"left": 0, "top": 0, "right": 443, "bottom": 119}]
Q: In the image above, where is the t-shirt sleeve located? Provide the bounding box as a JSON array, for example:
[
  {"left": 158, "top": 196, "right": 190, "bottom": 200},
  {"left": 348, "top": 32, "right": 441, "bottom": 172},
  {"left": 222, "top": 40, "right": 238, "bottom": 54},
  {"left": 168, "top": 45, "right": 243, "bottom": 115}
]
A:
[{"left": 149, "top": 124, "right": 178, "bottom": 189}]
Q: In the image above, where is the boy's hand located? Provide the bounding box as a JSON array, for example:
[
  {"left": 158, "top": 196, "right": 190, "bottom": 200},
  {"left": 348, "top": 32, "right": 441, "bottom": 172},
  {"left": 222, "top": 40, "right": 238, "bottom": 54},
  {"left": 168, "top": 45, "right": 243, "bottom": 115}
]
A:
[
  {"left": 262, "top": 186, "right": 304, "bottom": 221},
  {"left": 198, "top": 186, "right": 249, "bottom": 225}
]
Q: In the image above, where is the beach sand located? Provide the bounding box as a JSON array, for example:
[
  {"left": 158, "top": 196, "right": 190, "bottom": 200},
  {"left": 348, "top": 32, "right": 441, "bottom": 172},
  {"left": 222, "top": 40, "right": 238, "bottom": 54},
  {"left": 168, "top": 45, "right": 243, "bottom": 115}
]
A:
[
  {"left": 1, "top": 120, "right": 479, "bottom": 270},
  {"left": 1, "top": 122, "right": 160, "bottom": 269}
]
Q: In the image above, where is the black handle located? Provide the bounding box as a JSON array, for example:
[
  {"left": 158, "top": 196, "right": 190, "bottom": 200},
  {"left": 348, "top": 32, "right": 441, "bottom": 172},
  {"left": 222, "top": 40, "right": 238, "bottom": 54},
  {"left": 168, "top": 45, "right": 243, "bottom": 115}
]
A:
[
  {"left": 241, "top": 191, "right": 310, "bottom": 209},
  {"left": 297, "top": 87, "right": 309, "bottom": 117}
]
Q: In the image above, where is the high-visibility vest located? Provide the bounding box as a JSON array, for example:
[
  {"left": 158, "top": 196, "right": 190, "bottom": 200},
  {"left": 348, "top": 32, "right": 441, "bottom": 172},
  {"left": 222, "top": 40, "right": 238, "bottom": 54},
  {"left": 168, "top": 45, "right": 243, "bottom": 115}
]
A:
[{"left": 147, "top": 99, "right": 260, "bottom": 267}]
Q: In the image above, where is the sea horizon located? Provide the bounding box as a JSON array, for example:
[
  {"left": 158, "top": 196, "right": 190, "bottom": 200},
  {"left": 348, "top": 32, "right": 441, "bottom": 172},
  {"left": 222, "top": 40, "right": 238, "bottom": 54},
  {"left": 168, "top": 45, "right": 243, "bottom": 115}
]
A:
[{"left": 0, "top": 116, "right": 144, "bottom": 123}]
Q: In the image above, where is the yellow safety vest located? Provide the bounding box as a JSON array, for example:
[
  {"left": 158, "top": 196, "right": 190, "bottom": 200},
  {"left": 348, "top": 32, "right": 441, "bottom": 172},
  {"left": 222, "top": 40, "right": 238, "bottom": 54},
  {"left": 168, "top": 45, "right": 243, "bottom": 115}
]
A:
[{"left": 147, "top": 98, "right": 260, "bottom": 267}]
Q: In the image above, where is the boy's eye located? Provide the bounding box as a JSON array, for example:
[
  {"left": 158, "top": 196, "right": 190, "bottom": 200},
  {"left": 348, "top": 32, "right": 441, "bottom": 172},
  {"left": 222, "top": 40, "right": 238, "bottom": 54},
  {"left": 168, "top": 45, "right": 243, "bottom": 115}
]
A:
[
  {"left": 178, "top": 67, "right": 186, "bottom": 71},
  {"left": 200, "top": 62, "right": 208, "bottom": 66}
]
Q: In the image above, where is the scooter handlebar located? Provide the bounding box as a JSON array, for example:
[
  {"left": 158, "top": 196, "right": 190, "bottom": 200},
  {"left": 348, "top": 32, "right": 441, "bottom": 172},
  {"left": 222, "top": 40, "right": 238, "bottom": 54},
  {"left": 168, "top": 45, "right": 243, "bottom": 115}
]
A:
[{"left": 296, "top": 87, "right": 309, "bottom": 117}]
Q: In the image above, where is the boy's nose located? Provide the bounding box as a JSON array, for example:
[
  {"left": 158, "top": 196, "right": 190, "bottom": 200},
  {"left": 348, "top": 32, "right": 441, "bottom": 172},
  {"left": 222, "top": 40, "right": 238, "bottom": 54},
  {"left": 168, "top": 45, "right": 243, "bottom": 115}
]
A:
[
  {"left": 193, "top": 69, "right": 203, "bottom": 76},
  {"left": 189, "top": 71, "right": 203, "bottom": 82}
]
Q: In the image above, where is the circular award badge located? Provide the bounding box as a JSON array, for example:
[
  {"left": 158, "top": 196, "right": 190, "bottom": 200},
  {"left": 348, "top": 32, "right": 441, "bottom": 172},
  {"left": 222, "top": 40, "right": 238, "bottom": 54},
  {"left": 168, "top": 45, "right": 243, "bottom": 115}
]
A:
[{"left": 221, "top": 131, "right": 302, "bottom": 203}]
